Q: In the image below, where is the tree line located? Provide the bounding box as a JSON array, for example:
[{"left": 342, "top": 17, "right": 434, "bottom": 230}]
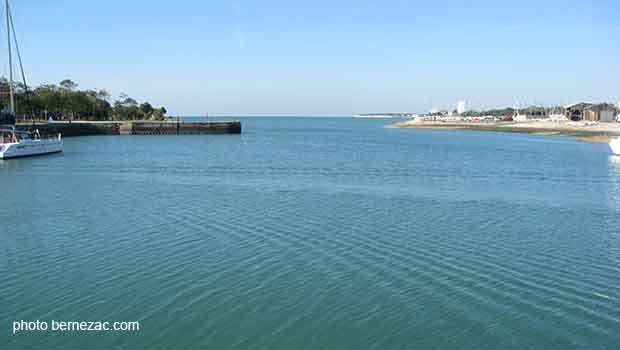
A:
[
  {"left": 460, "top": 106, "right": 565, "bottom": 117},
  {"left": 0, "top": 78, "right": 167, "bottom": 121}
]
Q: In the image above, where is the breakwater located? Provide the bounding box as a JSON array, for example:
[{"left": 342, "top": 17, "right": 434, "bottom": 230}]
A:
[{"left": 16, "top": 120, "right": 242, "bottom": 137}]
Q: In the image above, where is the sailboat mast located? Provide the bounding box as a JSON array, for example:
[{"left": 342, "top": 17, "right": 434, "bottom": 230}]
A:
[{"left": 5, "top": 0, "right": 14, "bottom": 114}]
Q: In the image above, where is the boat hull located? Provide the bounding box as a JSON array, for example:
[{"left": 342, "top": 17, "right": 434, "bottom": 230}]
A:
[
  {"left": 610, "top": 137, "right": 620, "bottom": 156},
  {"left": 0, "top": 137, "right": 63, "bottom": 159}
]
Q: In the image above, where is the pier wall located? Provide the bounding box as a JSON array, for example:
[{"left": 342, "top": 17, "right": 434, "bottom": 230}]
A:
[{"left": 17, "top": 121, "right": 241, "bottom": 137}]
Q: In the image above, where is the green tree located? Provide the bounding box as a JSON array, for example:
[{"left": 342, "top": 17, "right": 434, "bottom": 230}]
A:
[
  {"left": 97, "top": 89, "right": 110, "bottom": 104},
  {"left": 139, "top": 102, "right": 154, "bottom": 116},
  {"left": 0, "top": 76, "right": 166, "bottom": 121},
  {"left": 59, "top": 79, "right": 77, "bottom": 91}
]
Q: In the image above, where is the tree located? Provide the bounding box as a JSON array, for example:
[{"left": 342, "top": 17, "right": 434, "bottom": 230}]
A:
[
  {"left": 139, "top": 102, "right": 154, "bottom": 116},
  {"left": 0, "top": 76, "right": 166, "bottom": 121},
  {"left": 59, "top": 79, "right": 77, "bottom": 91},
  {"left": 118, "top": 93, "right": 138, "bottom": 107},
  {"left": 97, "top": 89, "right": 110, "bottom": 104},
  {"left": 151, "top": 106, "right": 167, "bottom": 121},
  {"left": 123, "top": 97, "right": 138, "bottom": 106}
]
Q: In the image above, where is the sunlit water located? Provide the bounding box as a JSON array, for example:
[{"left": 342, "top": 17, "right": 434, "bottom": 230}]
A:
[{"left": 1, "top": 117, "right": 619, "bottom": 349}]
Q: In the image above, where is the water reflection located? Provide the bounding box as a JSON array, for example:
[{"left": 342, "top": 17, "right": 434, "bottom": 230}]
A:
[
  {"left": 0, "top": 158, "right": 26, "bottom": 170},
  {"left": 607, "top": 155, "right": 620, "bottom": 212},
  {"left": 609, "top": 155, "right": 620, "bottom": 172}
]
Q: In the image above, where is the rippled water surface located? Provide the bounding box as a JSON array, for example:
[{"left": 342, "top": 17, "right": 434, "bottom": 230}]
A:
[{"left": 2, "top": 117, "right": 619, "bottom": 349}]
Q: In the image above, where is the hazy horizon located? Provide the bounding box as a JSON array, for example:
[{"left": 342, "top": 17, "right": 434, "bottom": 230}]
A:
[{"left": 6, "top": 0, "right": 619, "bottom": 115}]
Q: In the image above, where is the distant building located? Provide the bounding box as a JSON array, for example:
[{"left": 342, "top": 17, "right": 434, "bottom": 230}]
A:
[
  {"left": 513, "top": 106, "right": 547, "bottom": 122},
  {"left": 457, "top": 100, "right": 466, "bottom": 115},
  {"left": 513, "top": 114, "right": 528, "bottom": 122},
  {"left": 584, "top": 103, "right": 619, "bottom": 122},
  {"left": 565, "top": 103, "right": 592, "bottom": 121},
  {"left": 566, "top": 102, "right": 619, "bottom": 122}
]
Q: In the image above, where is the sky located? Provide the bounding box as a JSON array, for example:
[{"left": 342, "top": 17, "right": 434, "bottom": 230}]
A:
[{"left": 4, "top": 0, "right": 619, "bottom": 115}]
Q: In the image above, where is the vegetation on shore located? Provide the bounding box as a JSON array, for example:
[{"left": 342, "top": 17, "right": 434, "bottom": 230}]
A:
[
  {"left": 0, "top": 78, "right": 167, "bottom": 121},
  {"left": 432, "top": 106, "right": 563, "bottom": 117}
]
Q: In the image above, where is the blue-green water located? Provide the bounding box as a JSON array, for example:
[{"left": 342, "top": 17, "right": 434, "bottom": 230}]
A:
[{"left": 2, "top": 117, "right": 619, "bottom": 349}]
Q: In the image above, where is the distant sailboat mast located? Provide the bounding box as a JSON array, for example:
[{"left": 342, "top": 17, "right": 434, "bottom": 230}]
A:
[{"left": 5, "top": 0, "right": 14, "bottom": 115}]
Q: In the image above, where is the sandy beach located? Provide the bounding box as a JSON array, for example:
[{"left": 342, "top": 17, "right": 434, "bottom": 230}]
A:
[{"left": 386, "top": 120, "right": 620, "bottom": 143}]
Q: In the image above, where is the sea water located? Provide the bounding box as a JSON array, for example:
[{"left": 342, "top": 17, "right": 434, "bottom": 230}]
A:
[{"left": 1, "top": 117, "right": 619, "bottom": 349}]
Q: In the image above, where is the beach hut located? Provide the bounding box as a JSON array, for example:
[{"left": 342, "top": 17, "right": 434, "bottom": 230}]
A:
[
  {"left": 584, "top": 103, "right": 619, "bottom": 122},
  {"left": 565, "top": 103, "right": 592, "bottom": 121}
]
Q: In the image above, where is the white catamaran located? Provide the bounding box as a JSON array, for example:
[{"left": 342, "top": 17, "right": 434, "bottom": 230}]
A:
[{"left": 0, "top": 0, "right": 62, "bottom": 159}]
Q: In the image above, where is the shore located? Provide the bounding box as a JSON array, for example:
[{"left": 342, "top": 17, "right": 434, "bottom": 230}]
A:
[{"left": 386, "top": 120, "right": 620, "bottom": 143}]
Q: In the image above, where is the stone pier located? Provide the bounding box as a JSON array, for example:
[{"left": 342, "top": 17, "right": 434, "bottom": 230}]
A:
[{"left": 17, "top": 120, "right": 242, "bottom": 137}]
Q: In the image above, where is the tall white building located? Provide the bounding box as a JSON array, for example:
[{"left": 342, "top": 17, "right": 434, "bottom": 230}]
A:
[{"left": 457, "top": 100, "right": 467, "bottom": 115}]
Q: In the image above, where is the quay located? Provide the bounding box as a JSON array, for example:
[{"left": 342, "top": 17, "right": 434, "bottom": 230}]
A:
[{"left": 16, "top": 120, "right": 242, "bottom": 137}]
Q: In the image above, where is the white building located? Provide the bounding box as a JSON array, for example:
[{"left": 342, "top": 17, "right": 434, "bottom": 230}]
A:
[{"left": 457, "top": 100, "right": 467, "bottom": 115}]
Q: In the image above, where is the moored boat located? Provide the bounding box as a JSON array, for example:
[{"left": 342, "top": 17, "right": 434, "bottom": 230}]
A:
[
  {"left": 0, "top": 126, "right": 62, "bottom": 159},
  {"left": 0, "top": 0, "right": 63, "bottom": 159}
]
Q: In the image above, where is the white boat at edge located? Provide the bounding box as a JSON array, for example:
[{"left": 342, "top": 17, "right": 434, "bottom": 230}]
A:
[
  {"left": 0, "top": 126, "right": 63, "bottom": 159},
  {"left": 610, "top": 137, "right": 620, "bottom": 155},
  {"left": 0, "top": 0, "right": 63, "bottom": 160}
]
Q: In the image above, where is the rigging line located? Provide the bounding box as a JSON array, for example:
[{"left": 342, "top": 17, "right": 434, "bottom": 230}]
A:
[
  {"left": 7, "top": 2, "right": 28, "bottom": 97},
  {"left": 4, "top": 0, "right": 14, "bottom": 114},
  {"left": 7, "top": 1, "right": 33, "bottom": 119}
]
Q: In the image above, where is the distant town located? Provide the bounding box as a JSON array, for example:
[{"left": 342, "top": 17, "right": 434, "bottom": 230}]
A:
[
  {"left": 356, "top": 100, "right": 620, "bottom": 124},
  {"left": 382, "top": 100, "right": 620, "bottom": 145}
]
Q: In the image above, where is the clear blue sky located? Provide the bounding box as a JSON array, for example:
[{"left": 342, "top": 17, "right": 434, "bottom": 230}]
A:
[{"left": 6, "top": 0, "right": 620, "bottom": 115}]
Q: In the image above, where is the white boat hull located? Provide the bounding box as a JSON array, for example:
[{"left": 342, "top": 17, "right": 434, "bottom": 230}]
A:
[
  {"left": 610, "top": 137, "right": 620, "bottom": 155},
  {"left": 0, "top": 136, "right": 63, "bottom": 159}
]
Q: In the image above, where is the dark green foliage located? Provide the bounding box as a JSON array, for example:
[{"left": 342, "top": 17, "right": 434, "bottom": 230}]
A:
[
  {"left": 462, "top": 108, "right": 515, "bottom": 117},
  {"left": 0, "top": 78, "right": 167, "bottom": 121},
  {"left": 461, "top": 106, "right": 564, "bottom": 117}
]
